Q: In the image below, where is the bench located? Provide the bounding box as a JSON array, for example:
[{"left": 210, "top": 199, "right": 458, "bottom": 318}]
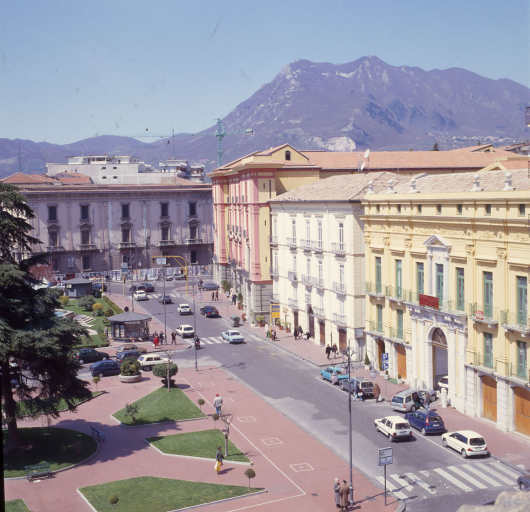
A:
[
  {"left": 25, "top": 462, "right": 52, "bottom": 481},
  {"left": 90, "top": 426, "right": 105, "bottom": 443}
]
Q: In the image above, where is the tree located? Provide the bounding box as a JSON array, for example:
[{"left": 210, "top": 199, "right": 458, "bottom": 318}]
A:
[
  {"left": 244, "top": 468, "right": 256, "bottom": 488},
  {"left": 153, "top": 362, "right": 178, "bottom": 389},
  {"left": 0, "top": 184, "right": 91, "bottom": 453}
]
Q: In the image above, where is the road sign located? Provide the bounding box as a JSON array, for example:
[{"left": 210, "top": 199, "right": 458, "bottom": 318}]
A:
[
  {"left": 382, "top": 353, "right": 389, "bottom": 361},
  {"left": 270, "top": 303, "right": 280, "bottom": 319},
  {"left": 378, "top": 447, "right": 393, "bottom": 466},
  {"left": 155, "top": 257, "right": 167, "bottom": 265},
  {"left": 382, "top": 362, "right": 389, "bottom": 370}
]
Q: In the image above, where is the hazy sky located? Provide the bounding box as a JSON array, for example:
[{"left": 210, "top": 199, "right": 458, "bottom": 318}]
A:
[{"left": 1, "top": 0, "right": 528, "bottom": 144}]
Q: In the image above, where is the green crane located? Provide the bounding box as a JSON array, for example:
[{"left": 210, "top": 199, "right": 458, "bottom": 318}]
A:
[{"left": 215, "top": 118, "right": 254, "bottom": 168}]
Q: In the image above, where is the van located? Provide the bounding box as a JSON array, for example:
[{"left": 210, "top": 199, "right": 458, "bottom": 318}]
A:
[
  {"left": 391, "top": 389, "right": 421, "bottom": 413},
  {"left": 341, "top": 377, "right": 376, "bottom": 398}
]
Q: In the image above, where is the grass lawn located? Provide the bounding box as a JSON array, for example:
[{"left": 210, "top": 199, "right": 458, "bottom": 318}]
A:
[
  {"left": 64, "top": 299, "right": 108, "bottom": 348},
  {"left": 16, "top": 391, "right": 104, "bottom": 417},
  {"left": 5, "top": 500, "right": 31, "bottom": 512},
  {"left": 80, "top": 476, "right": 261, "bottom": 512},
  {"left": 113, "top": 387, "right": 204, "bottom": 425},
  {"left": 3, "top": 427, "right": 97, "bottom": 478},
  {"left": 148, "top": 429, "right": 249, "bottom": 462}
]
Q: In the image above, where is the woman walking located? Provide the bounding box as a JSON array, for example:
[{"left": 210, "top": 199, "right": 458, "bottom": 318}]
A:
[{"left": 215, "top": 446, "right": 224, "bottom": 474}]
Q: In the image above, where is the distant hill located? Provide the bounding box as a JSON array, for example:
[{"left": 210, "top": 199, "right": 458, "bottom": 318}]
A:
[{"left": 1, "top": 56, "right": 528, "bottom": 177}]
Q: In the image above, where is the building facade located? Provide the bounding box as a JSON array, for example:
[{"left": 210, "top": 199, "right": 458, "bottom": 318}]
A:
[
  {"left": 363, "top": 168, "right": 530, "bottom": 437},
  {"left": 4, "top": 175, "right": 213, "bottom": 275}
]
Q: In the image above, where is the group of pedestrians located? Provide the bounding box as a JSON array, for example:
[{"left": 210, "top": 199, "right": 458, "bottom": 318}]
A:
[
  {"left": 152, "top": 331, "right": 178, "bottom": 348},
  {"left": 210, "top": 290, "right": 219, "bottom": 301},
  {"left": 333, "top": 478, "right": 352, "bottom": 510},
  {"left": 293, "top": 326, "right": 311, "bottom": 340},
  {"left": 325, "top": 344, "right": 339, "bottom": 359}
]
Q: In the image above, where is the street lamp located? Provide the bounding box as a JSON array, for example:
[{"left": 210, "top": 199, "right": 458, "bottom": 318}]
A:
[
  {"left": 343, "top": 342, "right": 357, "bottom": 507},
  {"left": 192, "top": 276, "right": 198, "bottom": 371}
]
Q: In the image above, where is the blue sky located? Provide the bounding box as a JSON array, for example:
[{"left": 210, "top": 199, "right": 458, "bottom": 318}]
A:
[{"left": 1, "top": 0, "right": 528, "bottom": 144}]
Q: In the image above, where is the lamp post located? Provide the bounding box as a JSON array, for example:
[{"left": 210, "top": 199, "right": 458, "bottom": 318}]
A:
[
  {"left": 192, "top": 277, "right": 198, "bottom": 371},
  {"left": 343, "top": 341, "right": 357, "bottom": 507}
]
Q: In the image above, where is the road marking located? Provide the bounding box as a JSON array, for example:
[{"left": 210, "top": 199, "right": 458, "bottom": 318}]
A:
[
  {"left": 447, "top": 465, "right": 487, "bottom": 489},
  {"left": 462, "top": 463, "right": 503, "bottom": 487},
  {"left": 389, "top": 474, "right": 413, "bottom": 492},
  {"left": 491, "top": 461, "right": 521, "bottom": 479},
  {"left": 375, "top": 476, "right": 407, "bottom": 500},
  {"left": 261, "top": 437, "right": 283, "bottom": 446},
  {"left": 419, "top": 470, "right": 430, "bottom": 478},
  {"left": 290, "top": 462, "right": 313, "bottom": 472},
  {"left": 212, "top": 337, "right": 223, "bottom": 344},
  {"left": 403, "top": 472, "right": 436, "bottom": 495},
  {"left": 202, "top": 338, "right": 215, "bottom": 344},
  {"left": 433, "top": 468, "right": 472, "bottom": 492},
  {"left": 481, "top": 464, "right": 516, "bottom": 485}
]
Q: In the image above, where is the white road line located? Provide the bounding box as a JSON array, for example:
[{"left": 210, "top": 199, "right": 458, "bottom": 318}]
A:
[
  {"left": 419, "top": 470, "right": 430, "bottom": 478},
  {"left": 375, "top": 476, "right": 408, "bottom": 500},
  {"left": 447, "top": 465, "right": 487, "bottom": 489},
  {"left": 212, "top": 337, "right": 224, "bottom": 344},
  {"left": 481, "top": 464, "right": 516, "bottom": 485},
  {"left": 403, "top": 472, "right": 436, "bottom": 495},
  {"left": 202, "top": 338, "right": 214, "bottom": 344},
  {"left": 462, "top": 463, "right": 502, "bottom": 487},
  {"left": 389, "top": 474, "right": 413, "bottom": 492},
  {"left": 491, "top": 461, "right": 522, "bottom": 479},
  {"left": 433, "top": 468, "right": 472, "bottom": 492}
]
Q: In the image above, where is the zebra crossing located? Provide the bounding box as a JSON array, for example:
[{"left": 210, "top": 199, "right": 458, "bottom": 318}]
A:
[
  {"left": 376, "top": 460, "right": 521, "bottom": 501},
  {"left": 199, "top": 334, "right": 263, "bottom": 345}
]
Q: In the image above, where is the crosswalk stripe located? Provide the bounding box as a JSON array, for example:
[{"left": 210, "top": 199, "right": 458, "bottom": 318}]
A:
[
  {"left": 462, "top": 464, "right": 502, "bottom": 487},
  {"left": 482, "top": 464, "right": 516, "bottom": 486},
  {"left": 212, "top": 337, "right": 223, "bottom": 344},
  {"left": 375, "top": 476, "right": 408, "bottom": 500},
  {"left": 433, "top": 468, "right": 472, "bottom": 492},
  {"left": 491, "top": 461, "right": 521, "bottom": 480},
  {"left": 202, "top": 338, "right": 214, "bottom": 344},
  {"left": 403, "top": 472, "right": 436, "bottom": 495},
  {"left": 389, "top": 474, "right": 413, "bottom": 492},
  {"left": 447, "top": 465, "right": 487, "bottom": 489},
  {"left": 250, "top": 335, "right": 262, "bottom": 342}
]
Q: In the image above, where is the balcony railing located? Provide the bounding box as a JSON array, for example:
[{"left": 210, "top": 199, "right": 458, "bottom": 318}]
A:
[
  {"left": 314, "top": 277, "right": 325, "bottom": 290},
  {"left": 333, "top": 282, "right": 347, "bottom": 296},
  {"left": 387, "top": 326, "right": 407, "bottom": 343},
  {"left": 313, "top": 306, "right": 325, "bottom": 318},
  {"left": 158, "top": 240, "right": 176, "bottom": 247},
  {"left": 287, "top": 237, "right": 297, "bottom": 249},
  {"left": 385, "top": 285, "right": 404, "bottom": 302},
  {"left": 367, "top": 320, "right": 384, "bottom": 334},
  {"left": 119, "top": 241, "right": 136, "bottom": 249},
  {"left": 288, "top": 297, "right": 298, "bottom": 309},
  {"left": 333, "top": 313, "right": 347, "bottom": 326},
  {"left": 287, "top": 271, "right": 298, "bottom": 282},
  {"left": 365, "top": 281, "right": 384, "bottom": 297},
  {"left": 331, "top": 242, "right": 346, "bottom": 257},
  {"left": 312, "top": 240, "right": 323, "bottom": 253},
  {"left": 46, "top": 245, "right": 64, "bottom": 252},
  {"left": 501, "top": 310, "right": 530, "bottom": 335},
  {"left": 79, "top": 243, "right": 97, "bottom": 250},
  {"left": 300, "top": 239, "right": 312, "bottom": 251},
  {"left": 509, "top": 362, "right": 529, "bottom": 382},
  {"left": 469, "top": 303, "right": 499, "bottom": 326},
  {"left": 301, "top": 274, "right": 313, "bottom": 287},
  {"left": 466, "top": 350, "right": 495, "bottom": 371},
  {"left": 270, "top": 235, "right": 278, "bottom": 246},
  {"left": 184, "top": 238, "right": 203, "bottom": 244}
]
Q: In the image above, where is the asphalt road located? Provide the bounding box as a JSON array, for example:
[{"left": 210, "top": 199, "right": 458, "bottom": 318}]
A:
[{"left": 102, "top": 280, "right": 521, "bottom": 511}]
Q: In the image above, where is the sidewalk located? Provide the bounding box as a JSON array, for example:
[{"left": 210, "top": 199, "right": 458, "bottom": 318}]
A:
[{"left": 5, "top": 366, "right": 393, "bottom": 512}]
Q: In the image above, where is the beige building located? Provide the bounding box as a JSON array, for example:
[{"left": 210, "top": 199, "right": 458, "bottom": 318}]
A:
[{"left": 362, "top": 166, "right": 530, "bottom": 437}]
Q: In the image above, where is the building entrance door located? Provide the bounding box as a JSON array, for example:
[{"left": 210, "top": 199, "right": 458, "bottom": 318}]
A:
[
  {"left": 396, "top": 344, "right": 407, "bottom": 379},
  {"left": 338, "top": 328, "right": 347, "bottom": 353},
  {"left": 307, "top": 306, "right": 315, "bottom": 338},
  {"left": 377, "top": 338, "right": 385, "bottom": 370},
  {"left": 293, "top": 311, "right": 299, "bottom": 332},
  {"left": 431, "top": 327, "right": 448, "bottom": 390},
  {"left": 319, "top": 321, "right": 325, "bottom": 345},
  {"left": 481, "top": 375, "right": 497, "bottom": 422},
  {"left": 514, "top": 386, "right": 530, "bottom": 436}
]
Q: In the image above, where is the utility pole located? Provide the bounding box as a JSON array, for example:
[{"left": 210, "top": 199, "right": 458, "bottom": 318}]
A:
[
  {"left": 344, "top": 342, "right": 355, "bottom": 507},
  {"left": 192, "top": 277, "right": 198, "bottom": 371}
]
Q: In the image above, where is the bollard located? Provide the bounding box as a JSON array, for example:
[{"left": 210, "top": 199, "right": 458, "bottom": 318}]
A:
[{"left": 441, "top": 387, "right": 448, "bottom": 408}]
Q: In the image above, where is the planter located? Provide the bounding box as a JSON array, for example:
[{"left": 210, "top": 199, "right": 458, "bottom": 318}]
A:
[{"left": 120, "top": 374, "right": 141, "bottom": 383}]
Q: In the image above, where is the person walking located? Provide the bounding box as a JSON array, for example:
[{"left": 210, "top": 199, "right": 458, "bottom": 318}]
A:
[
  {"left": 171, "top": 331, "right": 176, "bottom": 344},
  {"left": 212, "top": 291, "right": 215, "bottom": 301},
  {"left": 333, "top": 477, "right": 341, "bottom": 509},
  {"left": 159, "top": 332, "right": 164, "bottom": 345},
  {"left": 215, "top": 446, "right": 224, "bottom": 474},
  {"left": 339, "top": 479, "right": 350, "bottom": 511},
  {"left": 215, "top": 290, "right": 219, "bottom": 301},
  {"left": 213, "top": 394, "right": 223, "bottom": 416},
  {"left": 232, "top": 293, "right": 237, "bottom": 305},
  {"left": 373, "top": 382, "right": 382, "bottom": 402},
  {"left": 325, "top": 345, "right": 331, "bottom": 359},
  {"left": 332, "top": 344, "right": 338, "bottom": 358},
  {"left": 153, "top": 335, "right": 159, "bottom": 349}
]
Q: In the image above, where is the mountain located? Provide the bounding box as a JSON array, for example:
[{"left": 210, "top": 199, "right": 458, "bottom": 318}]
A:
[{"left": 1, "top": 56, "right": 528, "bottom": 177}]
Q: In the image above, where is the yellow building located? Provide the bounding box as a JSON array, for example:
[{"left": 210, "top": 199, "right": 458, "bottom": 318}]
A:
[{"left": 362, "top": 166, "right": 530, "bottom": 437}]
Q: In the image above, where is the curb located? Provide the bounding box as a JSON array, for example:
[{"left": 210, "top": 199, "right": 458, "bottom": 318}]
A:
[
  {"left": 169, "top": 489, "right": 267, "bottom": 512},
  {"left": 110, "top": 413, "right": 208, "bottom": 428}
]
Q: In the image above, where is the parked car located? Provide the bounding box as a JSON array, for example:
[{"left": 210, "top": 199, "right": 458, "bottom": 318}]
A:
[
  {"left": 140, "top": 282, "right": 155, "bottom": 293},
  {"left": 221, "top": 330, "right": 245, "bottom": 344},
  {"left": 320, "top": 366, "right": 349, "bottom": 385},
  {"left": 341, "top": 377, "right": 376, "bottom": 398},
  {"left": 159, "top": 295, "right": 172, "bottom": 304},
  {"left": 201, "top": 281, "right": 219, "bottom": 291},
  {"left": 405, "top": 410, "right": 446, "bottom": 435},
  {"left": 91, "top": 282, "right": 107, "bottom": 292},
  {"left": 177, "top": 303, "right": 193, "bottom": 315},
  {"left": 374, "top": 415, "right": 413, "bottom": 441},
  {"left": 137, "top": 353, "right": 169, "bottom": 371},
  {"left": 74, "top": 348, "right": 109, "bottom": 364},
  {"left": 517, "top": 473, "right": 530, "bottom": 491},
  {"left": 176, "top": 324, "right": 195, "bottom": 338},
  {"left": 200, "top": 305, "right": 220, "bottom": 318},
  {"left": 90, "top": 359, "right": 120, "bottom": 377},
  {"left": 115, "top": 349, "right": 141, "bottom": 362},
  {"left": 391, "top": 389, "right": 422, "bottom": 413},
  {"left": 117, "top": 344, "right": 146, "bottom": 354},
  {"left": 441, "top": 430, "right": 489, "bottom": 458},
  {"left": 133, "top": 290, "right": 148, "bottom": 301}
]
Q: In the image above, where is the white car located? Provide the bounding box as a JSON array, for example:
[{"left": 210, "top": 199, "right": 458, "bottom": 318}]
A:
[
  {"left": 374, "top": 415, "right": 413, "bottom": 442},
  {"left": 177, "top": 303, "right": 193, "bottom": 315},
  {"left": 133, "top": 290, "right": 148, "bottom": 301},
  {"left": 221, "top": 330, "right": 245, "bottom": 344},
  {"left": 441, "top": 430, "right": 489, "bottom": 458},
  {"left": 175, "top": 324, "right": 195, "bottom": 338},
  {"left": 137, "top": 353, "right": 169, "bottom": 371}
]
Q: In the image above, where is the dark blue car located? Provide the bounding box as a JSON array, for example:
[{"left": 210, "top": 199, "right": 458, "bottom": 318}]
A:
[
  {"left": 90, "top": 359, "right": 120, "bottom": 377},
  {"left": 405, "top": 410, "right": 446, "bottom": 435}
]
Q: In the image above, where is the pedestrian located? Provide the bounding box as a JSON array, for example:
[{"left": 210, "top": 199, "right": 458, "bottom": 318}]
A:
[
  {"left": 325, "top": 345, "right": 331, "bottom": 359},
  {"left": 215, "top": 446, "right": 224, "bottom": 474},
  {"left": 232, "top": 293, "right": 237, "bottom": 305},
  {"left": 171, "top": 331, "right": 176, "bottom": 344},
  {"left": 271, "top": 329, "right": 277, "bottom": 341},
  {"left": 159, "top": 332, "right": 164, "bottom": 344},
  {"left": 332, "top": 344, "right": 338, "bottom": 358},
  {"left": 339, "top": 479, "right": 350, "bottom": 511},
  {"left": 373, "top": 382, "right": 382, "bottom": 402},
  {"left": 213, "top": 393, "right": 223, "bottom": 416},
  {"left": 212, "top": 291, "right": 215, "bottom": 301},
  {"left": 215, "top": 290, "right": 219, "bottom": 301},
  {"left": 333, "top": 477, "right": 341, "bottom": 509},
  {"left": 199, "top": 279, "right": 203, "bottom": 291},
  {"left": 305, "top": 330, "right": 310, "bottom": 340},
  {"left": 153, "top": 335, "right": 159, "bottom": 349}
]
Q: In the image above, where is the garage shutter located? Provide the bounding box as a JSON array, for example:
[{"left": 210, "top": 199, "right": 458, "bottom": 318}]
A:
[
  {"left": 396, "top": 344, "right": 407, "bottom": 379},
  {"left": 514, "top": 387, "right": 530, "bottom": 437},
  {"left": 482, "top": 375, "right": 497, "bottom": 422}
]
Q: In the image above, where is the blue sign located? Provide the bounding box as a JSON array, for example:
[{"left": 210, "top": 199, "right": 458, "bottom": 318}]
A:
[
  {"left": 382, "top": 362, "right": 389, "bottom": 370},
  {"left": 382, "top": 353, "right": 389, "bottom": 361}
]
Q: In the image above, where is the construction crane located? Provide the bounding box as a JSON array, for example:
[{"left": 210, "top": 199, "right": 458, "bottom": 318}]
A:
[{"left": 215, "top": 118, "right": 254, "bottom": 168}]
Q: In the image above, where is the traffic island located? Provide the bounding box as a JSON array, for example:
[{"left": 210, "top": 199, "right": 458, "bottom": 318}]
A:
[
  {"left": 79, "top": 476, "right": 264, "bottom": 512},
  {"left": 3, "top": 427, "right": 97, "bottom": 478},
  {"left": 147, "top": 429, "right": 250, "bottom": 463},
  {"left": 5, "top": 499, "right": 30, "bottom": 512},
  {"left": 112, "top": 386, "right": 205, "bottom": 426}
]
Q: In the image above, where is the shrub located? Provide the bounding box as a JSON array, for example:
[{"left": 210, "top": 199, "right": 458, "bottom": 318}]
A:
[
  {"left": 109, "top": 495, "right": 119, "bottom": 505},
  {"left": 364, "top": 353, "right": 370, "bottom": 366},
  {"left": 79, "top": 295, "right": 96, "bottom": 311},
  {"left": 93, "top": 375, "right": 101, "bottom": 388},
  {"left": 244, "top": 468, "right": 256, "bottom": 488},
  {"left": 59, "top": 295, "right": 69, "bottom": 306},
  {"left": 120, "top": 359, "right": 140, "bottom": 376},
  {"left": 92, "top": 302, "right": 104, "bottom": 316},
  {"left": 152, "top": 363, "right": 178, "bottom": 380},
  {"left": 104, "top": 308, "right": 114, "bottom": 317},
  {"left": 221, "top": 280, "right": 231, "bottom": 293},
  {"left": 125, "top": 402, "right": 139, "bottom": 424},
  {"left": 197, "top": 398, "right": 205, "bottom": 411}
]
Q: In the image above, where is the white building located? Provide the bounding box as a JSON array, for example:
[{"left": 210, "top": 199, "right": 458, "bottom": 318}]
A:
[{"left": 270, "top": 172, "right": 401, "bottom": 356}]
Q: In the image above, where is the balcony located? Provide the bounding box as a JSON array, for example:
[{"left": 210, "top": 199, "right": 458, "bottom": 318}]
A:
[
  {"left": 78, "top": 243, "right": 97, "bottom": 251},
  {"left": 119, "top": 241, "right": 136, "bottom": 249},
  {"left": 270, "top": 235, "right": 278, "bottom": 246},
  {"left": 184, "top": 238, "right": 203, "bottom": 245},
  {"left": 469, "top": 303, "right": 499, "bottom": 327},
  {"left": 287, "top": 271, "right": 298, "bottom": 282},
  {"left": 301, "top": 274, "right": 313, "bottom": 287},
  {"left": 300, "top": 239, "right": 312, "bottom": 252},
  {"left": 287, "top": 237, "right": 297, "bottom": 249},
  {"left": 466, "top": 350, "right": 496, "bottom": 372},
  {"left": 333, "top": 313, "right": 347, "bottom": 326},
  {"left": 288, "top": 297, "right": 299, "bottom": 309},
  {"left": 501, "top": 310, "right": 530, "bottom": 336},
  {"left": 312, "top": 240, "right": 323, "bottom": 253},
  {"left": 387, "top": 326, "right": 407, "bottom": 343},
  {"left": 46, "top": 245, "right": 64, "bottom": 252},
  {"left": 331, "top": 242, "right": 346, "bottom": 257},
  {"left": 367, "top": 320, "right": 384, "bottom": 335},
  {"left": 158, "top": 240, "right": 176, "bottom": 247},
  {"left": 509, "top": 362, "right": 529, "bottom": 382},
  {"left": 313, "top": 306, "right": 325, "bottom": 318},
  {"left": 365, "top": 281, "right": 384, "bottom": 298},
  {"left": 385, "top": 285, "right": 404, "bottom": 303},
  {"left": 314, "top": 277, "right": 325, "bottom": 291},
  {"left": 333, "top": 282, "right": 347, "bottom": 296},
  {"left": 270, "top": 268, "right": 279, "bottom": 279}
]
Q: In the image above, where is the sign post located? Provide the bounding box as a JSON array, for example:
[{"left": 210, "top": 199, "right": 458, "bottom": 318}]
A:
[{"left": 378, "top": 447, "right": 393, "bottom": 505}]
